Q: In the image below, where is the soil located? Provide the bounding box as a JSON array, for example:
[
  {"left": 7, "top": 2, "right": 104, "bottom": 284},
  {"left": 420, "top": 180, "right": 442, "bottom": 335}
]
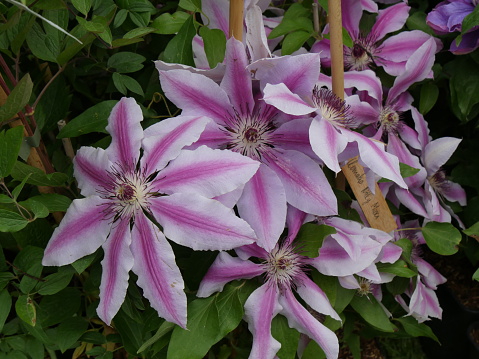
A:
[{"left": 338, "top": 336, "right": 385, "bottom": 359}]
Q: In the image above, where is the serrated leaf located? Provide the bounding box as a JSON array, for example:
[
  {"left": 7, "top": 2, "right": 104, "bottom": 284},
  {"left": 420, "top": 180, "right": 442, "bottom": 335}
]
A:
[
  {"left": 350, "top": 295, "right": 396, "bottom": 332},
  {"left": 57, "top": 100, "right": 118, "bottom": 138},
  {"left": 56, "top": 317, "right": 89, "bottom": 352},
  {"left": 16, "top": 295, "right": 36, "bottom": 326},
  {"left": 151, "top": 11, "right": 189, "bottom": 34},
  {"left": 295, "top": 223, "right": 336, "bottom": 258},
  {"left": 0, "top": 209, "right": 29, "bottom": 232},
  {"left": 419, "top": 82, "right": 439, "bottom": 115},
  {"left": 422, "top": 221, "right": 462, "bottom": 255},
  {"left": 108, "top": 52, "right": 146, "bottom": 73},
  {"left": 0, "top": 126, "right": 23, "bottom": 178},
  {"left": 0, "top": 74, "right": 32, "bottom": 123},
  {"left": 168, "top": 296, "right": 220, "bottom": 359},
  {"left": 71, "top": 0, "right": 92, "bottom": 16},
  {"left": 395, "top": 316, "right": 439, "bottom": 342},
  {"left": 162, "top": 15, "right": 196, "bottom": 66},
  {"left": 11, "top": 161, "right": 68, "bottom": 186},
  {"left": 0, "top": 289, "right": 12, "bottom": 332},
  {"left": 199, "top": 27, "right": 226, "bottom": 68}
]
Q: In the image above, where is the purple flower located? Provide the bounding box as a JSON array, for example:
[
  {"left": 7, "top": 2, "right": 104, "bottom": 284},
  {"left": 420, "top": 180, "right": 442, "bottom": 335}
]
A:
[
  {"left": 427, "top": 0, "right": 479, "bottom": 54},
  {"left": 157, "top": 38, "right": 338, "bottom": 251},
  {"left": 42, "top": 98, "right": 260, "bottom": 327}
]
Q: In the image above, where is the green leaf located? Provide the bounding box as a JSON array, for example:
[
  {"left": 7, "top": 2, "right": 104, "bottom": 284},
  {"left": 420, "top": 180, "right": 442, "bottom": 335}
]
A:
[
  {"left": 312, "top": 271, "right": 354, "bottom": 313},
  {"left": 11, "top": 161, "right": 68, "bottom": 186},
  {"left": 37, "top": 270, "right": 74, "bottom": 295},
  {"left": 0, "top": 126, "right": 23, "bottom": 178},
  {"left": 25, "top": 194, "right": 72, "bottom": 213},
  {"left": 34, "top": 74, "right": 71, "bottom": 131},
  {"left": 20, "top": 198, "right": 49, "bottom": 219},
  {"left": 56, "top": 317, "right": 89, "bottom": 352},
  {"left": 463, "top": 221, "right": 479, "bottom": 240},
  {"left": 295, "top": 223, "right": 336, "bottom": 258},
  {"left": 178, "top": 0, "right": 201, "bottom": 12},
  {"left": 270, "top": 17, "right": 313, "bottom": 39},
  {"left": 108, "top": 52, "right": 146, "bottom": 73},
  {"left": 271, "top": 315, "right": 300, "bottom": 359},
  {"left": 0, "top": 272, "right": 15, "bottom": 291},
  {"left": 473, "top": 267, "right": 479, "bottom": 282},
  {"left": 71, "top": 0, "right": 92, "bottom": 16},
  {"left": 0, "top": 209, "right": 29, "bottom": 232},
  {"left": 422, "top": 221, "right": 462, "bottom": 255},
  {"left": 57, "top": 31, "right": 96, "bottom": 66},
  {"left": 57, "top": 100, "right": 118, "bottom": 138},
  {"left": 462, "top": 5, "right": 479, "bottom": 34},
  {"left": 379, "top": 163, "right": 420, "bottom": 183},
  {"left": 419, "top": 82, "right": 439, "bottom": 115},
  {"left": 342, "top": 27, "right": 353, "bottom": 48},
  {"left": 71, "top": 252, "right": 97, "bottom": 274},
  {"left": 377, "top": 259, "right": 417, "bottom": 278},
  {"left": 0, "top": 194, "right": 14, "bottom": 203},
  {"left": 80, "top": 331, "right": 107, "bottom": 344},
  {"left": 393, "top": 238, "right": 414, "bottom": 264},
  {"left": 151, "top": 11, "right": 190, "bottom": 34},
  {"left": 395, "top": 317, "right": 439, "bottom": 342},
  {"left": 15, "top": 295, "right": 36, "bottom": 326},
  {"left": 0, "top": 74, "right": 32, "bottom": 123},
  {"left": 113, "top": 8, "right": 128, "bottom": 28},
  {"left": 123, "top": 27, "right": 155, "bottom": 39},
  {"left": 406, "top": 11, "right": 434, "bottom": 35},
  {"left": 14, "top": 246, "right": 44, "bottom": 294},
  {"left": 162, "top": 15, "right": 196, "bottom": 66},
  {"left": 112, "top": 73, "right": 144, "bottom": 96},
  {"left": 0, "top": 289, "right": 12, "bottom": 332},
  {"left": 350, "top": 295, "right": 396, "bottom": 332},
  {"left": 168, "top": 296, "right": 220, "bottom": 359},
  {"left": 448, "top": 56, "right": 479, "bottom": 122},
  {"left": 282, "top": 30, "right": 312, "bottom": 55},
  {"left": 12, "top": 173, "right": 31, "bottom": 200},
  {"left": 129, "top": 11, "right": 150, "bottom": 28},
  {"left": 216, "top": 282, "right": 255, "bottom": 335},
  {"left": 199, "top": 27, "right": 226, "bottom": 68},
  {"left": 38, "top": 287, "right": 82, "bottom": 327},
  {"left": 25, "top": 22, "right": 60, "bottom": 62},
  {"left": 137, "top": 320, "right": 175, "bottom": 354},
  {"left": 114, "top": 307, "right": 145, "bottom": 355},
  {"left": 76, "top": 15, "right": 112, "bottom": 44}
]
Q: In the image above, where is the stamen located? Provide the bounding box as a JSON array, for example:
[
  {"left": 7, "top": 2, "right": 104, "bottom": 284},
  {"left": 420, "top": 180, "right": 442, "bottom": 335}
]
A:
[
  {"left": 312, "top": 86, "right": 352, "bottom": 126},
  {"left": 344, "top": 33, "right": 380, "bottom": 71},
  {"left": 263, "top": 244, "right": 306, "bottom": 291},
  {"left": 428, "top": 170, "right": 451, "bottom": 196},
  {"left": 379, "top": 106, "right": 402, "bottom": 134}
]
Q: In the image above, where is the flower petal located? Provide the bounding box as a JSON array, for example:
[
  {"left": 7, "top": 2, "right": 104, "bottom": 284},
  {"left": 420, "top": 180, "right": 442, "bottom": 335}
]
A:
[
  {"left": 130, "top": 212, "right": 187, "bottom": 328},
  {"left": 237, "top": 164, "right": 287, "bottom": 251},
  {"left": 97, "top": 218, "right": 134, "bottom": 325},
  {"left": 279, "top": 289, "right": 339, "bottom": 359},
  {"left": 371, "top": 2, "right": 409, "bottom": 40},
  {"left": 73, "top": 147, "right": 111, "bottom": 197},
  {"left": 197, "top": 251, "right": 264, "bottom": 297},
  {"left": 150, "top": 193, "right": 256, "bottom": 250},
  {"left": 42, "top": 197, "right": 110, "bottom": 266},
  {"left": 263, "top": 82, "right": 316, "bottom": 116},
  {"left": 244, "top": 284, "right": 282, "bottom": 359},
  {"left": 264, "top": 150, "right": 338, "bottom": 216},
  {"left": 245, "top": 5, "right": 271, "bottom": 62},
  {"left": 153, "top": 146, "right": 259, "bottom": 198},
  {"left": 141, "top": 116, "right": 210, "bottom": 174},
  {"left": 273, "top": 118, "right": 316, "bottom": 158},
  {"left": 423, "top": 137, "right": 461, "bottom": 175},
  {"left": 105, "top": 97, "right": 144, "bottom": 165}
]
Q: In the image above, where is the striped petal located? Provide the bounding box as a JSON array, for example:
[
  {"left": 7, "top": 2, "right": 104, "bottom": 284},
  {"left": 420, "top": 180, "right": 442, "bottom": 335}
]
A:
[
  {"left": 105, "top": 97, "right": 144, "bottom": 165},
  {"left": 264, "top": 150, "right": 338, "bottom": 216},
  {"left": 150, "top": 193, "right": 256, "bottom": 250},
  {"left": 130, "top": 212, "right": 187, "bottom": 328},
  {"left": 371, "top": 2, "right": 409, "bottom": 40},
  {"left": 141, "top": 116, "right": 209, "bottom": 174},
  {"left": 244, "top": 284, "right": 282, "bottom": 359},
  {"left": 279, "top": 289, "right": 339, "bottom": 359},
  {"left": 153, "top": 146, "right": 259, "bottom": 198},
  {"left": 74, "top": 147, "right": 111, "bottom": 197},
  {"left": 423, "top": 137, "right": 461, "bottom": 176},
  {"left": 197, "top": 251, "right": 264, "bottom": 297},
  {"left": 42, "top": 196, "right": 110, "bottom": 266},
  {"left": 97, "top": 218, "right": 133, "bottom": 325},
  {"left": 263, "top": 82, "right": 316, "bottom": 116},
  {"left": 237, "top": 164, "right": 287, "bottom": 252}
]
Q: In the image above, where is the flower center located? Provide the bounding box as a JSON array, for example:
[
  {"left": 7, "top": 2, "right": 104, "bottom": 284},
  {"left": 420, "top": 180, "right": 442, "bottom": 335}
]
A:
[
  {"left": 263, "top": 245, "right": 305, "bottom": 289},
  {"left": 312, "top": 86, "right": 351, "bottom": 126},
  {"left": 357, "top": 277, "right": 372, "bottom": 296},
  {"left": 379, "top": 107, "right": 401, "bottom": 133},
  {"left": 428, "top": 170, "right": 450, "bottom": 195},
  {"left": 116, "top": 183, "right": 135, "bottom": 201},
  {"left": 222, "top": 108, "right": 277, "bottom": 160},
  {"left": 345, "top": 35, "right": 378, "bottom": 71}
]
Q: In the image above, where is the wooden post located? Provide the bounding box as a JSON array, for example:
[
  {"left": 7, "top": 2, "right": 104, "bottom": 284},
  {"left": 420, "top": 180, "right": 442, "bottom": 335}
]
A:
[
  {"left": 229, "top": 0, "right": 244, "bottom": 41},
  {"left": 327, "top": 0, "right": 397, "bottom": 232}
]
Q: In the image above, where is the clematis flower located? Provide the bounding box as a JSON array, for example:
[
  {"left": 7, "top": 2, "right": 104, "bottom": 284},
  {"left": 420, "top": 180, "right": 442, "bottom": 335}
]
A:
[
  {"left": 198, "top": 207, "right": 340, "bottom": 359},
  {"left": 42, "top": 98, "right": 260, "bottom": 327},
  {"left": 158, "top": 38, "right": 338, "bottom": 251},
  {"left": 427, "top": 0, "right": 479, "bottom": 54},
  {"left": 312, "top": 0, "right": 440, "bottom": 76}
]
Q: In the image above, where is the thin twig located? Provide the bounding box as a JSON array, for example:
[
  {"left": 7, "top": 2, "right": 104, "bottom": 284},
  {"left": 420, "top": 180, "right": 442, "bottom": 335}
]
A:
[
  {"left": 32, "top": 66, "right": 64, "bottom": 110},
  {"left": 6, "top": 260, "right": 45, "bottom": 282}
]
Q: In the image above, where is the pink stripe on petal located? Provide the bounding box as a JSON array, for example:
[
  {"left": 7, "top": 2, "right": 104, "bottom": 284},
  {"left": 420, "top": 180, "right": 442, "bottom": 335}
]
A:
[
  {"left": 244, "top": 284, "right": 282, "bottom": 359},
  {"left": 265, "top": 150, "right": 338, "bottom": 216},
  {"left": 237, "top": 164, "right": 287, "bottom": 252},
  {"left": 273, "top": 118, "right": 316, "bottom": 158},
  {"left": 197, "top": 251, "right": 264, "bottom": 297},
  {"left": 221, "top": 39, "right": 254, "bottom": 114},
  {"left": 371, "top": 2, "right": 410, "bottom": 40},
  {"left": 105, "top": 98, "right": 144, "bottom": 165},
  {"left": 279, "top": 289, "right": 339, "bottom": 359},
  {"left": 42, "top": 197, "right": 110, "bottom": 266},
  {"left": 153, "top": 146, "right": 259, "bottom": 198},
  {"left": 151, "top": 193, "right": 256, "bottom": 250},
  {"left": 344, "top": 70, "right": 382, "bottom": 102},
  {"left": 74, "top": 147, "right": 111, "bottom": 197},
  {"left": 97, "top": 218, "right": 133, "bottom": 325},
  {"left": 285, "top": 205, "right": 308, "bottom": 243},
  {"left": 201, "top": 0, "right": 229, "bottom": 34},
  {"left": 342, "top": 0, "right": 363, "bottom": 35},
  {"left": 130, "top": 212, "right": 187, "bottom": 328}
]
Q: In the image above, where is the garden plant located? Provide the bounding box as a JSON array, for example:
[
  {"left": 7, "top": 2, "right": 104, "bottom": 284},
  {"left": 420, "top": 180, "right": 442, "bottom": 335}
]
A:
[{"left": 0, "top": 0, "right": 479, "bottom": 358}]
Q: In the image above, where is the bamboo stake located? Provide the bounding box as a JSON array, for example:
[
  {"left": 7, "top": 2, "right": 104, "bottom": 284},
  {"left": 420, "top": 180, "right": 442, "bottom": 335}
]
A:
[
  {"left": 327, "top": 0, "right": 397, "bottom": 232},
  {"left": 229, "top": 0, "right": 244, "bottom": 41}
]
